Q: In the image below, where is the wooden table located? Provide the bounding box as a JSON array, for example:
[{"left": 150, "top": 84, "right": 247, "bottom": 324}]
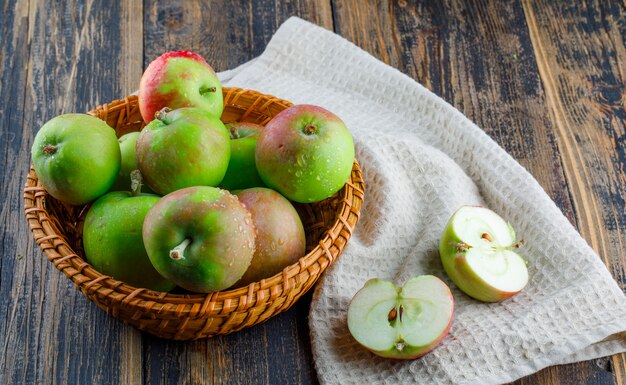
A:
[{"left": 2, "top": 1, "right": 624, "bottom": 384}]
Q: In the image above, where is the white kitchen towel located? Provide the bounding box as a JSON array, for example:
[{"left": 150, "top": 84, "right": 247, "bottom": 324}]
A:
[{"left": 219, "top": 17, "right": 626, "bottom": 385}]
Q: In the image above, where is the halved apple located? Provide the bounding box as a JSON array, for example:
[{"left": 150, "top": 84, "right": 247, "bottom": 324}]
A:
[
  {"left": 347, "top": 275, "right": 454, "bottom": 359},
  {"left": 439, "top": 206, "right": 529, "bottom": 302}
]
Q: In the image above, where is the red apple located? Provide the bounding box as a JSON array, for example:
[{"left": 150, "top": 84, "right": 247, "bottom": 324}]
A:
[
  {"left": 234, "top": 188, "right": 306, "bottom": 286},
  {"left": 138, "top": 50, "right": 223, "bottom": 123}
]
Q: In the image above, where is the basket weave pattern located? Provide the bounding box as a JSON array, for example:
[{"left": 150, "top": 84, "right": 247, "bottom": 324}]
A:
[{"left": 23, "top": 88, "right": 365, "bottom": 339}]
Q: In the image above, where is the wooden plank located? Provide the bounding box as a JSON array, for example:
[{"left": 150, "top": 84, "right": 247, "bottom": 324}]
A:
[
  {"left": 141, "top": 1, "right": 332, "bottom": 384},
  {"left": 0, "top": 1, "right": 144, "bottom": 384},
  {"left": 331, "top": 0, "right": 619, "bottom": 384},
  {"left": 522, "top": 1, "right": 626, "bottom": 383}
]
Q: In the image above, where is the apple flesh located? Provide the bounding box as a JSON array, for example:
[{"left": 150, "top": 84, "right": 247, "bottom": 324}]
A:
[
  {"left": 255, "top": 105, "right": 354, "bottom": 203},
  {"left": 139, "top": 50, "right": 223, "bottom": 123},
  {"left": 31, "top": 114, "right": 120, "bottom": 205},
  {"left": 220, "top": 122, "right": 266, "bottom": 190},
  {"left": 234, "top": 188, "right": 306, "bottom": 286},
  {"left": 136, "top": 107, "right": 230, "bottom": 195},
  {"left": 347, "top": 275, "right": 454, "bottom": 359},
  {"left": 142, "top": 186, "right": 255, "bottom": 293},
  {"left": 439, "top": 206, "right": 528, "bottom": 302}
]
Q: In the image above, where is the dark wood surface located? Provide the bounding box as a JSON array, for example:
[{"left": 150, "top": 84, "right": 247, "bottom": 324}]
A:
[{"left": 1, "top": 0, "right": 624, "bottom": 384}]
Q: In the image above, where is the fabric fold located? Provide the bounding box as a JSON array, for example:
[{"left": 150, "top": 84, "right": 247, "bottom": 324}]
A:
[{"left": 220, "top": 16, "right": 626, "bottom": 385}]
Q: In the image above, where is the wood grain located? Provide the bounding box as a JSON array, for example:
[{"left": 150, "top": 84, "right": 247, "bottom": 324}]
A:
[
  {"left": 0, "top": 1, "right": 144, "bottom": 384},
  {"left": 522, "top": 0, "right": 626, "bottom": 383},
  {"left": 141, "top": 1, "right": 331, "bottom": 384}
]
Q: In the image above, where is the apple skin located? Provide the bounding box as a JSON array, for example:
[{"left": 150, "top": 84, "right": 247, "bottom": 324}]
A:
[
  {"left": 255, "top": 105, "right": 354, "bottom": 203},
  {"left": 347, "top": 276, "right": 454, "bottom": 359},
  {"left": 83, "top": 191, "right": 176, "bottom": 292},
  {"left": 219, "top": 122, "right": 266, "bottom": 190},
  {"left": 439, "top": 206, "right": 526, "bottom": 302},
  {"left": 31, "top": 114, "right": 120, "bottom": 205},
  {"left": 234, "top": 188, "right": 306, "bottom": 286},
  {"left": 109, "top": 132, "right": 154, "bottom": 193},
  {"left": 136, "top": 107, "right": 230, "bottom": 195},
  {"left": 139, "top": 50, "right": 223, "bottom": 123},
  {"left": 142, "top": 186, "right": 256, "bottom": 293}
]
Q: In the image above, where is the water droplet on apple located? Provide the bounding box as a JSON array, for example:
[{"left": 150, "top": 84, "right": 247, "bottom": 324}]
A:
[
  {"left": 238, "top": 225, "right": 243, "bottom": 232},
  {"left": 295, "top": 170, "right": 303, "bottom": 177},
  {"left": 270, "top": 241, "right": 277, "bottom": 251}
]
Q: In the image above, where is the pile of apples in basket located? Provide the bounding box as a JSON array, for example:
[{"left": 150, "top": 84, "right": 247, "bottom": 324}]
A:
[{"left": 31, "top": 50, "right": 529, "bottom": 359}]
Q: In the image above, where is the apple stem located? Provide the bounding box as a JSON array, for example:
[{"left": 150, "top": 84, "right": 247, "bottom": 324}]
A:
[
  {"left": 154, "top": 107, "right": 172, "bottom": 122},
  {"left": 200, "top": 86, "right": 217, "bottom": 95},
  {"left": 130, "top": 170, "right": 143, "bottom": 197},
  {"left": 228, "top": 125, "right": 240, "bottom": 139},
  {"left": 43, "top": 144, "right": 57, "bottom": 156},
  {"left": 304, "top": 124, "right": 317, "bottom": 135},
  {"left": 170, "top": 238, "right": 191, "bottom": 260}
]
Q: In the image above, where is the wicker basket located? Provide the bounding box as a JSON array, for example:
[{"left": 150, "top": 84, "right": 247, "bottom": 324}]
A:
[{"left": 23, "top": 88, "right": 364, "bottom": 340}]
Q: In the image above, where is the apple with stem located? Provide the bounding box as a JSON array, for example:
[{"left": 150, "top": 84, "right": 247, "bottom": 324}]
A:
[
  {"left": 220, "top": 122, "right": 266, "bottom": 190},
  {"left": 255, "top": 105, "right": 354, "bottom": 203},
  {"left": 136, "top": 107, "right": 230, "bottom": 195},
  {"left": 83, "top": 171, "right": 175, "bottom": 292},
  {"left": 109, "top": 132, "right": 153, "bottom": 193},
  {"left": 139, "top": 50, "right": 223, "bottom": 123},
  {"left": 439, "top": 206, "right": 528, "bottom": 302},
  {"left": 142, "top": 186, "right": 255, "bottom": 293},
  {"left": 31, "top": 114, "right": 120, "bottom": 205},
  {"left": 347, "top": 275, "right": 454, "bottom": 359}
]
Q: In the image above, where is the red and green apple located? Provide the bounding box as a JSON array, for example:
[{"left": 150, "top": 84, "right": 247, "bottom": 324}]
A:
[
  {"left": 255, "top": 105, "right": 354, "bottom": 203},
  {"left": 142, "top": 186, "right": 256, "bottom": 293},
  {"left": 135, "top": 107, "right": 230, "bottom": 195},
  {"left": 234, "top": 187, "right": 305, "bottom": 286},
  {"left": 138, "top": 50, "right": 223, "bottom": 123},
  {"left": 439, "top": 206, "right": 529, "bottom": 302}
]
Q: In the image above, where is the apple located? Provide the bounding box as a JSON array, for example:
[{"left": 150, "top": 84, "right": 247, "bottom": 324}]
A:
[
  {"left": 347, "top": 275, "right": 454, "bottom": 359},
  {"left": 135, "top": 107, "right": 230, "bottom": 195},
  {"left": 219, "top": 122, "right": 266, "bottom": 190},
  {"left": 109, "top": 132, "right": 153, "bottom": 193},
  {"left": 234, "top": 188, "right": 306, "bottom": 286},
  {"left": 439, "top": 206, "right": 529, "bottom": 302},
  {"left": 83, "top": 172, "right": 175, "bottom": 292},
  {"left": 138, "top": 50, "right": 223, "bottom": 123},
  {"left": 255, "top": 105, "right": 354, "bottom": 203},
  {"left": 142, "top": 186, "right": 255, "bottom": 293},
  {"left": 31, "top": 113, "right": 120, "bottom": 205}
]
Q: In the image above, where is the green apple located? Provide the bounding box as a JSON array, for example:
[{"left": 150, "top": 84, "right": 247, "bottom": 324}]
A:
[
  {"left": 255, "top": 105, "right": 354, "bottom": 203},
  {"left": 219, "top": 122, "right": 266, "bottom": 190},
  {"left": 31, "top": 113, "right": 120, "bottom": 205},
  {"left": 138, "top": 50, "right": 223, "bottom": 123},
  {"left": 136, "top": 107, "right": 230, "bottom": 195},
  {"left": 347, "top": 275, "right": 454, "bottom": 359},
  {"left": 234, "top": 188, "right": 305, "bottom": 286},
  {"left": 83, "top": 172, "right": 175, "bottom": 291},
  {"left": 142, "top": 186, "right": 256, "bottom": 293},
  {"left": 109, "top": 132, "right": 153, "bottom": 193},
  {"left": 439, "top": 206, "right": 529, "bottom": 302}
]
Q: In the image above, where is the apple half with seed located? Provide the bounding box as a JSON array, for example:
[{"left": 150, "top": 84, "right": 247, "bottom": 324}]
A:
[
  {"left": 439, "top": 206, "right": 529, "bottom": 302},
  {"left": 347, "top": 275, "right": 454, "bottom": 359}
]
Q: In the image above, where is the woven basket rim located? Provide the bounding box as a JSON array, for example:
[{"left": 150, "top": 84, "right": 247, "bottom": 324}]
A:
[{"left": 23, "top": 88, "right": 365, "bottom": 321}]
